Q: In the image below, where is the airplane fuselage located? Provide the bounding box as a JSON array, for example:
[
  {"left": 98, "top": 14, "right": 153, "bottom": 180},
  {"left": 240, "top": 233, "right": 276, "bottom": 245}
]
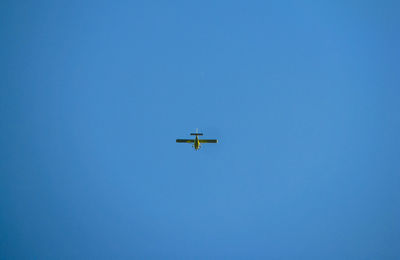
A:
[{"left": 194, "top": 135, "right": 200, "bottom": 150}]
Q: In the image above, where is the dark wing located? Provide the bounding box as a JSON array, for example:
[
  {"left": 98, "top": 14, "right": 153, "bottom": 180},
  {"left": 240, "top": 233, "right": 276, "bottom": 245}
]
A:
[
  {"left": 176, "top": 139, "right": 195, "bottom": 143},
  {"left": 199, "top": 139, "right": 218, "bottom": 143}
]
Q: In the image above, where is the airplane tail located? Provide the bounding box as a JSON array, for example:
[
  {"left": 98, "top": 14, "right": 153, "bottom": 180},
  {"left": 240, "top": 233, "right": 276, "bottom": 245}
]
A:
[{"left": 191, "top": 128, "right": 203, "bottom": 136}]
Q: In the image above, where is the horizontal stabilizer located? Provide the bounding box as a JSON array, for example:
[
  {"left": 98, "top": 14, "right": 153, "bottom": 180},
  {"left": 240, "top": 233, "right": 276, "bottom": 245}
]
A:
[{"left": 190, "top": 133, "right": 203, "bottom": 136}]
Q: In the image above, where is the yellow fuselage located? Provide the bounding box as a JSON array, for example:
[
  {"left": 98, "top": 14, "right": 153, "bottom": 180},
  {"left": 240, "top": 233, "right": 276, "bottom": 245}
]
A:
[{"left": 194, "top": 135, "right": 200, "bottom": 150}]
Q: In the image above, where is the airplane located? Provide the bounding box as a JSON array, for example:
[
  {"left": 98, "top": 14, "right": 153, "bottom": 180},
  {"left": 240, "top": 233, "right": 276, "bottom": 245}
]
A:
[{"left": 176, "top": 130, "right": 218, "bottom": 151}]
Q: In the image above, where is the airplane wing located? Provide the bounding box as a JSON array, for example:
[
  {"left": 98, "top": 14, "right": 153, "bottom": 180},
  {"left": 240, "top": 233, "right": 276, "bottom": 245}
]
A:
[
  {"left": 176, "top": 139, "right": 195, "bottom": 143},
  {"left": 199, "top": 139, "right": 218, "bottom": 143}
]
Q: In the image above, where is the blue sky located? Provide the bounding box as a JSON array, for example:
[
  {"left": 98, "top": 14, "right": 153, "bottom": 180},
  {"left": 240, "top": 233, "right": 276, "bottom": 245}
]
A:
[{"left": 1, "top": 1, "right": 399, "bottom": 259}]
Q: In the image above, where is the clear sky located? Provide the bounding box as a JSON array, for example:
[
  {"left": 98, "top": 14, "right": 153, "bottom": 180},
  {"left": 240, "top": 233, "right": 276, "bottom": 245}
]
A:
[{"left": 1, "top": 1, "right": 399, "bottom": 259}]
